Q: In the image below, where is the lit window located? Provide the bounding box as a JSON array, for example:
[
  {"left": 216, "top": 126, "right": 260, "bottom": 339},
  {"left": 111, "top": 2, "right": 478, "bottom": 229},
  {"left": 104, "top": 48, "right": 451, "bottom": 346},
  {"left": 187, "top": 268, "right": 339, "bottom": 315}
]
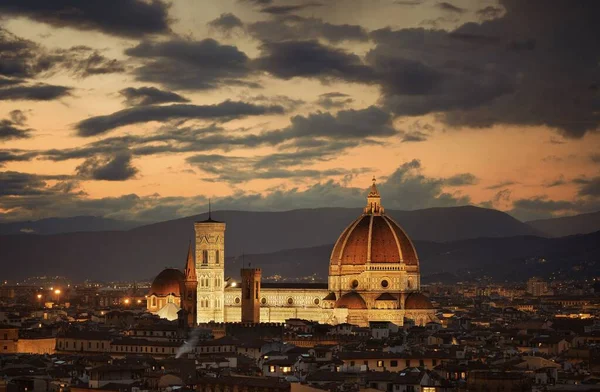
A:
[{"left": 377, "top": 360, "right": 384, "bottom": 367}]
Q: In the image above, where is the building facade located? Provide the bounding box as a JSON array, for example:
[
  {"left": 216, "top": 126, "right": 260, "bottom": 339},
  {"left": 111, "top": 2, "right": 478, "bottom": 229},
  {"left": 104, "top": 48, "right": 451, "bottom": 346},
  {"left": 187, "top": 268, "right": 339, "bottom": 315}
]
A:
[{"left": 148, "top": 179, "right": 436, "bottom": 327}]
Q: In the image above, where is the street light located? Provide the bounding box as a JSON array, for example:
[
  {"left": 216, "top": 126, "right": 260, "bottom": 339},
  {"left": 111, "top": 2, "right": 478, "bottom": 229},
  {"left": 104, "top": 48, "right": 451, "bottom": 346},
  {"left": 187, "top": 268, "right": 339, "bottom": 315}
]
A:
[{"left": 54, "top": 289, "right": 61, "bottom": 304}]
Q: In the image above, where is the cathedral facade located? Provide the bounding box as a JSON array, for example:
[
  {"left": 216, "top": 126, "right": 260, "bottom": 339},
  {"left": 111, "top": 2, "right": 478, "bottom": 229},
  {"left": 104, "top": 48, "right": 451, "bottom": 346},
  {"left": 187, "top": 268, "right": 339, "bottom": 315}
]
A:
[{"left": 148, "top": 179, "right": 436, "bottom": 327}]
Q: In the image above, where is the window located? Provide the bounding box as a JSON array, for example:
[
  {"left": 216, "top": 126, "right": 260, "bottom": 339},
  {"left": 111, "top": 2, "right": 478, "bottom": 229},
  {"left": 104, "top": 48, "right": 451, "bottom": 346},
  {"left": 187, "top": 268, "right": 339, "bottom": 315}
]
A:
[
  {"left": 261, "top": 297, "right": 267, "bottom": 305},
  {"left": 381, "top": 280, "right": 389, "bottom": 288},
  {"left": 377, "top": 360, "right": 384, "bottom": 367},
  {"left": 234, "top": 297, "right": 240, "bottom": 304},
  {"left": 216, "top": 250, "right": 220, "bottom": 264},
  {"left": 432, "top": 359, "right": 437, "bottom": 366},
  {"left": 314, "top": 298, "right": 320, "bottom": 305},
  {"left": 269, "top": 366, "right": 276, "bottom": 373},
  {"left": 350, "top": 361, "right": 355, "bottom": 366},
  {"left": 419, "top": 359, "right": 425, "bottom": 367},
  {"left": 287, "top": 297, "right": 294, "bottom": 305},
  {"left": 245, "top": 280, "right": 251, "bottom": 299},
  {"left": 406, "top": 360, "right": 411, "bottom": 367},
  {"left": 391, "top": 360, "right": 398, "bottom": 367},
  {"left": 351, "top": 280, "right": 359, "bottom": 288},
  {"left": 202, "top": 250, "right": 208, "bottom": 264},
  {"left": 255, "top": 282, "right": 259, "bottom": 299}
]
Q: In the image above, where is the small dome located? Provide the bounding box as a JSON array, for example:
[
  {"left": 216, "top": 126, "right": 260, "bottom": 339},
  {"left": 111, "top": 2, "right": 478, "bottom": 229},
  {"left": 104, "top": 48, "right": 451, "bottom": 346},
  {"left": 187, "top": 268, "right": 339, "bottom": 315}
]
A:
[
  {"left": 335, "top": 292, "right": 367, "bottom": 309},
  {"left": 404, "top": 293, "right": 434, "bottom": 309},
  {"left": 149, "top": 268, "right": 184, "bottom": 297}
]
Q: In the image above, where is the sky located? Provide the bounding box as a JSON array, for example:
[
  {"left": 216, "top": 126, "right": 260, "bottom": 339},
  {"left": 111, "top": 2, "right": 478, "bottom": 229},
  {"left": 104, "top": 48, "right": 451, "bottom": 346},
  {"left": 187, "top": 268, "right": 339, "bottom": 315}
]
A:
[{"left": 0, "top": 0, "right": 598, "bottom": 223}]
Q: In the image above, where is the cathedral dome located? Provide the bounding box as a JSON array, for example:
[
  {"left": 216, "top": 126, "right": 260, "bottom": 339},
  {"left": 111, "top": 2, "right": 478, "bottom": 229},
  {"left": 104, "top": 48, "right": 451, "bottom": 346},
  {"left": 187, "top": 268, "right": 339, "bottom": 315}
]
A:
[
  {"left": 335, "top": 291, "right": 367, "bottom": 309},
  {"left": 330, "top": 178, "right": 418, "bottom": 267},
  {"left": 404, "top": 293, "right": 434, "bottom": 309},
  {"left": 149, "top": 268, "right": 184, "bottom": 297}
]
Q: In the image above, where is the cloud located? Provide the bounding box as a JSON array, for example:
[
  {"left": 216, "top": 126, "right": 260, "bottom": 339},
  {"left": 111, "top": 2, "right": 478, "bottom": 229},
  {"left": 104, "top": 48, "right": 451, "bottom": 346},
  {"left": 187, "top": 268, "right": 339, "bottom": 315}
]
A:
[
  {"left": 486, "top": 181, "right": 517, "bottom": 190},
  {"left": 0, "top": 110, "right": 32, "bottom": 142},
  {"left": 207, "top": 13, "right": 244, "bottom": 36},
  {"left": 0, "top": 160, "right": 471, "bottom": 222},
  {"left": 43, "top": 46, "right": 126, "bottom": 77},
  {"left": 591, "top": 153, "right": 600, "bottom": 164},
  {"left": 247, "top": 16, "right": 368, "bottom": 44},
  {"left": 186, "top": 153, "right": 361, "bottom": 184},
  {"left": 316, "top": 92, "right": 354, "bottom": 109},
  {"left": 0, "top": 83, "right": 72, "bottom": 101},
  {"left": 119, "top": 86, "right": 190, "bottom": 106},
  {"left": 367, "top": 0, "right": 600, "bottom": 137},
  {"left": 76, "top": 151, "right": 138, "bottom": 181},
  {"left": 255, "top": 40, "right": 373, "bottom": 81},
  {"left": 399, "top": 120, "right": 435, "bottom": 143},
  {"left": 435, "top": 2, "right": 466, "bottom": 14},
  {"left": 476, "top": 6, "right": 504, "bottom": 20},
  {"left": 0, "top": 0, "right": 171, "bottom": 38},
  {"left": 544, "top": 175, "right": 566, "bottom": 188},
  {"left": 126, "top": 38, "right": 254, "bottom": 91},
  {"left": 575, "top": 176, "right": 600, "bottom": 197},
  {"left": 75, "top": 101, "right": 285, "bottom": 137},
  {"left": 0, "top": 28, "right": 125, "bottom": 80},
  {"left": 0, "top": 149, "right": 37, "bottom": 166},
  {"left": 259, "top": 4, "right": 323, "bottom": 15},
  {"left": 444, "top": 173, "right": 479, "bottom": 186}
]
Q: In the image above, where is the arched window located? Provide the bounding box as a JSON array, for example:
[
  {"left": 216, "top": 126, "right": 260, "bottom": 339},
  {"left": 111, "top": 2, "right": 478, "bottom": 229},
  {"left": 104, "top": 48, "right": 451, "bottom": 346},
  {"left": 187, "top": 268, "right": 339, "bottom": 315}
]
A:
[
  {"left": 216, "top": 250, "right": 220, "bottom": 264},
  {"left": 202, "top": 250, "right": 208, "bottom": 264}
]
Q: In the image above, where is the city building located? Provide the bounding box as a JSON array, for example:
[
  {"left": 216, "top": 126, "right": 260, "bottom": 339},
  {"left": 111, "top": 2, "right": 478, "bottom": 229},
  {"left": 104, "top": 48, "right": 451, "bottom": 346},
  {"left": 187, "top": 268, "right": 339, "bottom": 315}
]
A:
[{"left": 147, "top": 179, "right": 436, "bottom": 327}]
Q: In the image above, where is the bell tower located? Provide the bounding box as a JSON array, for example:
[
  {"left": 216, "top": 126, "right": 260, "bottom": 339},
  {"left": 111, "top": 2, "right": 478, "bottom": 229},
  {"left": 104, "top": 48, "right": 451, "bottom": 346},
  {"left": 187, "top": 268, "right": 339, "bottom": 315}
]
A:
[{"left": 195, "top": 206, "right": 226, "bottom": 324}]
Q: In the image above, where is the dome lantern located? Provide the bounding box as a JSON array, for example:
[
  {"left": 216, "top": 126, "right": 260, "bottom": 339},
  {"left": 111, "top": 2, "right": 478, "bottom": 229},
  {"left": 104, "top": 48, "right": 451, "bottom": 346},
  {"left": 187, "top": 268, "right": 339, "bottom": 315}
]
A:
[{"left": 364, "top": 176, "right": 384, "bottom": 215}]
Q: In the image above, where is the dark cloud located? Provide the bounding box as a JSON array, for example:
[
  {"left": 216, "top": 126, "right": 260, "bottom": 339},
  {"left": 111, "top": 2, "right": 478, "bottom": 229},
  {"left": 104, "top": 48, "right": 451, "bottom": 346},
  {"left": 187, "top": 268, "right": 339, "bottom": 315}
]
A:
[
  {"left": 575, "top": 176, "right": 600, "bottom": 197},
  {"left": 367, "top": 0, "right": 600, "bottom": 137},
  {"left": 207, "top": 13, "right": 244, "bottom": 36},
  {"left": 0, "top": 121, "right": 31, "bottom": 142},
  {"left": 248, "top": 16, "right": 368, "bottom": 43},
  {"left": 0, "top": 77, "right": 24, "bottom": 88},
  {"left": 591, "top": 154, "right": 600, "bottom": 164},
  {"left": 0, "top": 159, "right": 473, "bottom": 222},
  {"left": 126, "top": 38, "right": 254, "bottom": 91},
  {"left": 186, "top": 153, "right": 360, "bottom": 183},
  {"left": 0, "top": 150, "right": 37, "bottom": 166},
  {"left": 76, "top": 151, "right": 138, "bottom": 181},
  {"left": 260, "top": 4, "right": 323, "bottom": 15},
  {"left": 0, "top": 0, "right": 171, "bottom": 38},
  {"left": 399, "top": 120, "right": 434, "bottom": 143},
  {"left": 444, "top": 173, "right": 478, "bottom": 186},
  {"left": 316, "top": 92, "right": 354, "bottom": 109},
  {"left": 119, "top": 86, "right": 189, "bottom": 106},
  {"left": 43, "top": 46, "right": 126, "bottom": 77},
  {"left": 435, "top": 2, "right": 466, "bottom": 14},
  {"left": 0, "top": 84, "right": 71, "bottom": 101},
  {"left": 476, "top": 6, "right": 504, "bottom": 20},
  {"left": 0, "top": 110, "right": 32, "bottom": 142},
  {"left": 75, "top": 101, "right": 285, "bottom": 137},
  {"left": 401, "top": 131, "right": 428, "bottom": 143},
  {"left": 544, "top": 176, "right": 566, "bottom": 188},
  {"left": 486, "top": 181, "right": 517, "bottom": 190},
  {"left": 0, "top": 28, "right": 125, "bottom": 79},
  {"left": 255, "top": 40, "right": 373, "bottom": 81}
]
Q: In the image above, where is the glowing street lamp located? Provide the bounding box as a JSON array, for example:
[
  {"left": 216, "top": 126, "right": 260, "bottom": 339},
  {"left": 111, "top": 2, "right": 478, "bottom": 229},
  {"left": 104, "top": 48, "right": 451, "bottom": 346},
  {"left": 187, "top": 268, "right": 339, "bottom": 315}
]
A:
[
  {"left": 123, "top": 298, "right": 130, "bottom": 305},
  {"left": 54, "top": 289, "right": 61, "bottom": 304}
]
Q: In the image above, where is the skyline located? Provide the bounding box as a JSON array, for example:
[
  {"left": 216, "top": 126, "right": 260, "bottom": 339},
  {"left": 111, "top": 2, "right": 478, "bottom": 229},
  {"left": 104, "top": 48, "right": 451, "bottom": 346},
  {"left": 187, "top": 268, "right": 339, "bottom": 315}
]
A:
[{"left": 1, "top": 0, "right": 599, "bottom": 223}]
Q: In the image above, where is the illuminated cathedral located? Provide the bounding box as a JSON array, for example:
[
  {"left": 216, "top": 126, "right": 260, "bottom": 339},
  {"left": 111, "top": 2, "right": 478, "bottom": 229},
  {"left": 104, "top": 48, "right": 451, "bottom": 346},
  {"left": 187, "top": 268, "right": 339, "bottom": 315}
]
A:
[{"left": 147, "top": 178, "right": 436, "bottom": 327}]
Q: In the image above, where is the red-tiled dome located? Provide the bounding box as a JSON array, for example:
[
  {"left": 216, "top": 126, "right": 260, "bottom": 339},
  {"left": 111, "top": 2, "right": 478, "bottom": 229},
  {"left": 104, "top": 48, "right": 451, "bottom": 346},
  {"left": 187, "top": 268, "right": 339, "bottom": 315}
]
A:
[
  {"left": 335, "top": 291, "right": 367, "bottom": 309},
  {"left": 330, "top": 180, "right": 418, "bottom": 267},
  {"left": 404, "top": 293, "right": 433, "bottom": 309},
  {"left": 149, "top": 268, "right": 184, "bottom": 297}
]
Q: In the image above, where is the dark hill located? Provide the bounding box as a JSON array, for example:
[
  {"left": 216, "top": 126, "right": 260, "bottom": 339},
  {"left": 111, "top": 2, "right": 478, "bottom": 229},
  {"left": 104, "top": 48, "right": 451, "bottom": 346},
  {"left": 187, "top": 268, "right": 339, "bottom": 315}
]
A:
[
  {"left": 228, "top": 231, "right": 600, "bottom": 283},
  {"left": 527, "top": 211, "right": 600, "bottom": 237},
  {"left": 0, "top": 206, "right": 544, "bottom": 281}
]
